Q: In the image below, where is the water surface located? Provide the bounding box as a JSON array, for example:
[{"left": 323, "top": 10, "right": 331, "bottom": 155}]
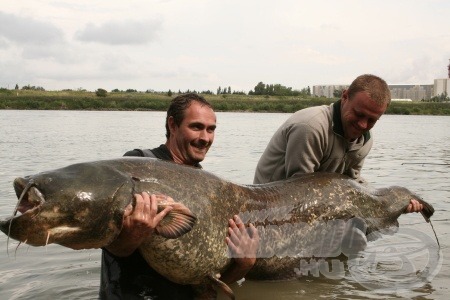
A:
[{"left": 0, "top": 110, "right": 448, "bottom": 299}]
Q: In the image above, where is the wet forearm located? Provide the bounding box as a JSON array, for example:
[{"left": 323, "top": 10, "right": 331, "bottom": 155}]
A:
[
  {"left": 220, "top": 260, "right": 254, "bottom": 284},
  {"left": 104, "top": 232, "right": 141, "bottom": 257}
]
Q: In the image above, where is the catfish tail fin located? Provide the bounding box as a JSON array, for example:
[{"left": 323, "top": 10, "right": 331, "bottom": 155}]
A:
[{"left": 419, "top": 200, "right": 434, "bottom": 223}]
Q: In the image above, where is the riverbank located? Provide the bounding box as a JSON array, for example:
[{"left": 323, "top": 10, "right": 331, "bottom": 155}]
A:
[{"left": 1, "top": 90, "right": 449, "bottom": 115}]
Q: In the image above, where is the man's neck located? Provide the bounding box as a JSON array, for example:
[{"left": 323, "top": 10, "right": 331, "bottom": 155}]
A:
[{"left": 164, "top": 141, "right": 199, "bottom": 167}]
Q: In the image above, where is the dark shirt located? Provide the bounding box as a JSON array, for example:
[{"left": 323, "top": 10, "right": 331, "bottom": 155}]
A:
[{"left": 99, "top": 145, "right": 195, "bottom": 299}]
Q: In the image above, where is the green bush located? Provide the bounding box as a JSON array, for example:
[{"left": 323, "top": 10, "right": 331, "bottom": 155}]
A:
[{"left": 96, "top": 88, "right": 107, "bottom": 97}]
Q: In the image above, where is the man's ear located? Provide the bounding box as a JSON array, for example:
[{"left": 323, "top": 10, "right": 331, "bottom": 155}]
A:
[
  {"left": 167, "top": 116, "right": 177, "bottom": 134},
  {"left": 341, "top": 89, "right": 349, "bottom": 102}
]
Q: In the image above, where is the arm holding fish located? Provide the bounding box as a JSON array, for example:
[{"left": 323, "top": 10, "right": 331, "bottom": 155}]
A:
[
  {"left": 285, "top": 120, "right": 373, "bottom": 185},
  {"left": 350, "top": 161, "right": 422, "bottom": 213},
  {"left": 347, "top": 157, "right": 368, "bottom": 185},
  {"left": 348, "top": 152, "right": 423, "bottom": 213},
  {"left": 107, "top": 194, "right": 259, "bottom": 283},
  {"left": 285, "top": 122, "right": 324, "bottom": 178},
  {"left": 221, "top": 215, "right": 260, "bottom": 284},
  {"left": 105, "top": 192, "right": 173, "bottom": 257},
  {"left": 351, "top": 162, "right": 422, "bottom": 213},
  {"left": 287, "top": 123, "right": 423, "bottom": 213}
]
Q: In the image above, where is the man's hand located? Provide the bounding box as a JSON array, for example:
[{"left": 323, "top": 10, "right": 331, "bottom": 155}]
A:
[
  {"left": 405, "top": 199, "right": 423, "bottom": 213},
  {"left": 226, "top": 215, "right": 259, "bottom": 263},
  {"left": 221, "top": 215, "right": 259, "bottom": 283},
  {"left": 105, "top": 192, "right": 173, "bottom": 257},
  {"left": 122, "top": 192, "right": 173, "bottom": 237}
]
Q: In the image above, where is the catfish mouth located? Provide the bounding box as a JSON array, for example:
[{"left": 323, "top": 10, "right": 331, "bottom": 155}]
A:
[
  {"left": 0, "top": 177, "right": 47, "bottom": 245},
  {"left": 13, "top": 177, "right": 46, "bottom": 216}
]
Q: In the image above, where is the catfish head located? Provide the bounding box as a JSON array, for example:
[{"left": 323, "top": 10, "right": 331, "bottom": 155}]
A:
[
  {"left": 0, "top": 161, "right": 135, "bottom": 250},
  {"left": 0, "top": 160, "right": 197, "bottom": 250}
]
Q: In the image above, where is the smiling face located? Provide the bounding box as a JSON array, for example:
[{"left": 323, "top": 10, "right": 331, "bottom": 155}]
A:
[
  {"left": 167, "top": 101, "right": 217, "bottom": 165},
  {"left": 341, "top": 90, "right": 388, "bottom": 141}
]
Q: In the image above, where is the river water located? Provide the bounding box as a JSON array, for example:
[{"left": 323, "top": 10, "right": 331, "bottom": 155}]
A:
[{"left": 0, "top": 110, "right": 449, "bottom": 299}]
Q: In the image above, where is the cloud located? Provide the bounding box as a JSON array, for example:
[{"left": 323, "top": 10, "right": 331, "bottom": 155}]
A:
[
  {"left": 283, "top": 46, "right": 349, "bottom": 66},
  {"left": 1, "top": 0, "right": 449, "bottom": 92},
  {"left": 383, "top": 55, "right": 448, "bottom": 84},
  {"left": 0, "top": 11, "right": 64, "bottom": 45},
  {"left": 0, "top": 37, "right": 8, "bottom": 48},
  {"left": 75, "top": 19, "right": 163, "bottom": 45}
]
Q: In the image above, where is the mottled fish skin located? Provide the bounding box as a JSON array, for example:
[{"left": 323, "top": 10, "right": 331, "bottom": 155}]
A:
[{"left": 0, "top": 158, "right": 434, "bottom": 286}]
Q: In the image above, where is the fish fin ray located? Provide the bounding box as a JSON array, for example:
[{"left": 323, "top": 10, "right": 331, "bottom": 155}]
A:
[
  {"left": 194, "top": 272, "right": 235, "bottom": 300},
  {"left": 156, "top": 202, "right": 197, "bottom": 239},
  {"left": 341, "top": 217, "right": 368, "bottom": 255}
]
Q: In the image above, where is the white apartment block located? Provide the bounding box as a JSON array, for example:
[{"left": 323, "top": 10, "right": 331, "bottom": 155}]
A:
[
  {"left": 313, "top": 60, "right": 449, "bottom": 101},
  {"left": 313, "top": 83, "right": 434, "bottom": 101},
  {"left": 312, "top": 85, "right": 348, "bottom": 98},
  {"left": 434, "top": 78, "right": 450, "bottom": 97},
  {"left": 389, "top": 84, "right": 433, "bottom": 101}
]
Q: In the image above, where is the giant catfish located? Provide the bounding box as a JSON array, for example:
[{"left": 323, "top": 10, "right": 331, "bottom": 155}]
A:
[{"left": 0, "top": 158, "right": 435, "bottom": 299}]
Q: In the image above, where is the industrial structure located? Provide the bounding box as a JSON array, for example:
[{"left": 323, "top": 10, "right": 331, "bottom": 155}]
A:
[
  {"left": 433, "top": 59, "right": 450, "bottom": 97},
  {"left": 312, "top": 60, "right": 450, "bottom": 101}
]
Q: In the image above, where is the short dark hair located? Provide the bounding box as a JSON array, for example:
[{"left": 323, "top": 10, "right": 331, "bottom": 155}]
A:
[
  {"left": 165, "top": 93, "right": 213, "bottom": 138},
  {"left": 347, "top": 74, "right": 391, "bottom": 106}
]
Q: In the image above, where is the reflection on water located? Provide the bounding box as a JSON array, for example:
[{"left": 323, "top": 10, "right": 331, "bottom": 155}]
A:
[{"left": 0, "top": 111, "right": 449, "bottom": 299}]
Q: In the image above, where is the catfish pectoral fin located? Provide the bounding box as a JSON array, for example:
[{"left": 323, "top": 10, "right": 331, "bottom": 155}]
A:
[
  {"left": 207, "top": 272, "right": 235, "bottom": 300},
  {"left": 341, "top": 218, "right": 368, "bottom": 255},
  {"left": 156, "top": 202, "right": 197, "bottom": 239},
  {"left": 191, "top": 273, "right": 234, "bottom": 300}
]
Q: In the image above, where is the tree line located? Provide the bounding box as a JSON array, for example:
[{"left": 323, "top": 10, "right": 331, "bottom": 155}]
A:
[
  {"left": 249, "top": 82, "right": 311, "bottom": 97},
  {"left": 5, "top": 82, "right": 312, "bottom": 97}
]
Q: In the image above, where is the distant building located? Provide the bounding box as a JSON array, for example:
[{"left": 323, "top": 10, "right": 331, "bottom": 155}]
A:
[
  {"left": 389, "top": 84, "right": 433, "bottom": 101},
  {"left": 391, "top": 98, "right": 412, "bottom": 102},
  {"left": 433, "top": 79, "right": 450, "bottom": 97},
  {"left": 312, "top": 85, "right": 348, "bottom": 98},
  {"left": 313, "top": 60, "right": 450, "bottom": 101},
  {"left": 433, "top": 60, "right": 450, "bottom": 97},
  {"left": 312, "top": 83, "right": 433, "bottom": 101},
  {"left": 448, "top": 58, "right": 450, "bottom": 78}
]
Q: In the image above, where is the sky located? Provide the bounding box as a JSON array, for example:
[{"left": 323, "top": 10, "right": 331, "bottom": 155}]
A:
[{"left": 1, "top": 0, "right": 449, "bottom": 92}]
